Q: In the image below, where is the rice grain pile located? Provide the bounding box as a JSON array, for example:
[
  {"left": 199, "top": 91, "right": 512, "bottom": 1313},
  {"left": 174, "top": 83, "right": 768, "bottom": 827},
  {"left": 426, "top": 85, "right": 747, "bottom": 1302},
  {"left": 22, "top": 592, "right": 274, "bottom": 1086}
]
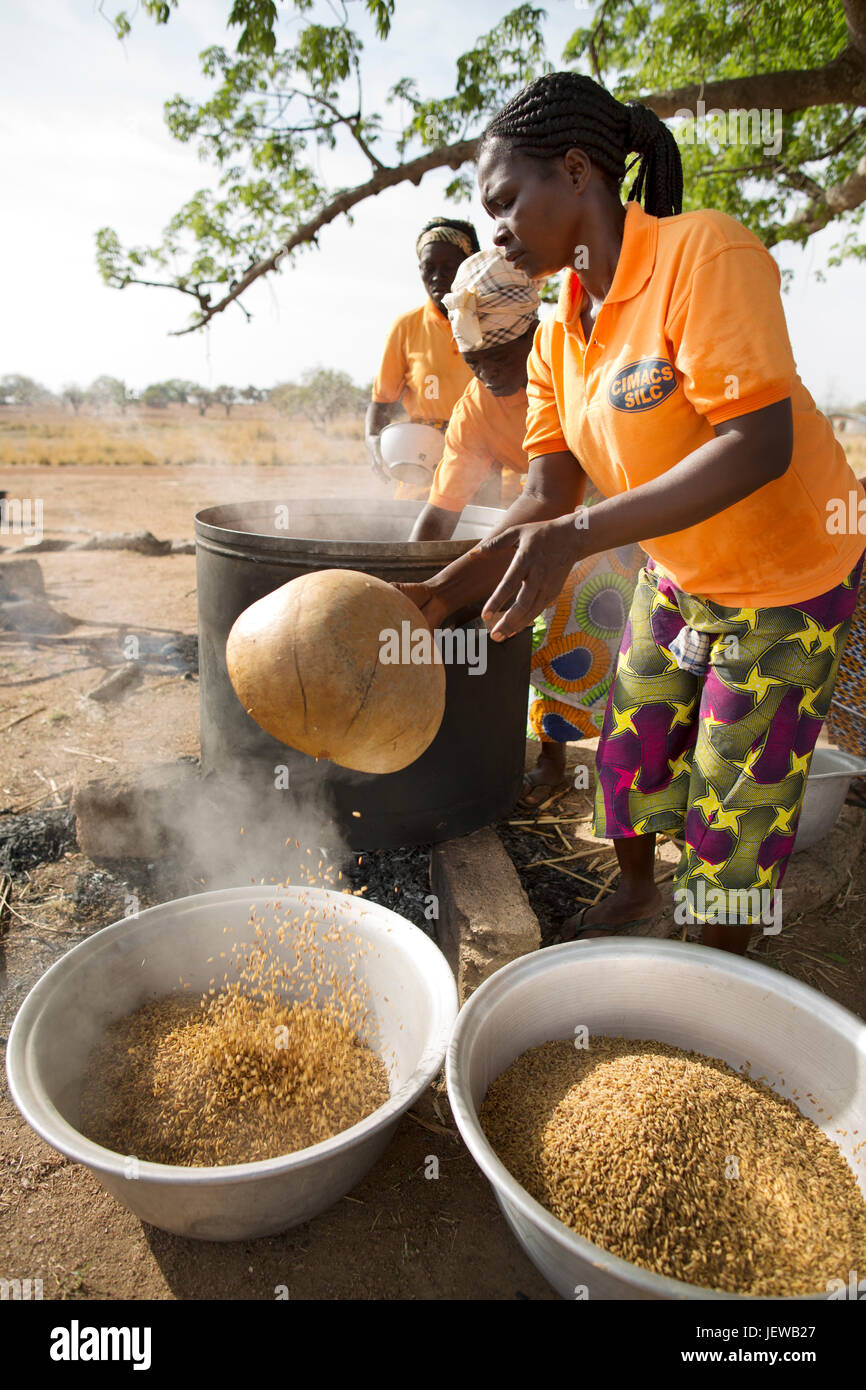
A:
[
  {"left": 80, "top": 902, "right": 390, "bottom": 1166},
  {"left": 480, "top": 1035, "right": 866, "bottom": 1296}
]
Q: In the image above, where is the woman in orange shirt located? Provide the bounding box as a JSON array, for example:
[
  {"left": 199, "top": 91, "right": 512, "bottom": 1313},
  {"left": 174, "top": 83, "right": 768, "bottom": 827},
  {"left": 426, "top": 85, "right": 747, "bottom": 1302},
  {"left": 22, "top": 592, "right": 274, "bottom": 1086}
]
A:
[
  {"left": 398, "top": 72, "right": 864, "bottom": 955},
  {"left": 365, "top": 217, "right": 479, "bottom": 488}
]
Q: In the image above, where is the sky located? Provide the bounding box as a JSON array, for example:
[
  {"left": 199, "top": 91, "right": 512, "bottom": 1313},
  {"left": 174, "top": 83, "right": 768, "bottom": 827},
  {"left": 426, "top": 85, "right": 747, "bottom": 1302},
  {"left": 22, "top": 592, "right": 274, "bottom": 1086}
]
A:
[{"left": 3, "top": 0, "right": 864, "bottom": 409}]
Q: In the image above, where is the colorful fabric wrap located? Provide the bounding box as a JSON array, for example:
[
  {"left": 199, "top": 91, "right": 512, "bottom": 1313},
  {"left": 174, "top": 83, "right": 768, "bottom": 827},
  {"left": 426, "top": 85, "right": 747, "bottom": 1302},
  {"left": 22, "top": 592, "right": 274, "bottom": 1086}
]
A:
[
  {"left": 594, "top": 554, "right": 865, "bottom": 922},
  {"left": 529, "top": 545, "right": 644, "bottom": 741},
  {"left": 442, "top": 249, "right": 540, "bottom": 353},
  {"left": 826, "top": 565, "right": 866, "bottom": 761}
]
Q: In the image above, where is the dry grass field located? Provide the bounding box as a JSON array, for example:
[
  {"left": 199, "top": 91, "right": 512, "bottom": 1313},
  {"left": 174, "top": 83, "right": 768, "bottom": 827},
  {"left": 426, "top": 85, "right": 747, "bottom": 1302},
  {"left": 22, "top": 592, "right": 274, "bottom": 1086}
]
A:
[
  {"left": 2, "top": 403, "right": 863, "bottom": 476},
  {"left": 843, "top": 433, "right": 866, "bottom": 477},
  {"left": 0, "top": 404, "right": 367, "bottom": 470}
]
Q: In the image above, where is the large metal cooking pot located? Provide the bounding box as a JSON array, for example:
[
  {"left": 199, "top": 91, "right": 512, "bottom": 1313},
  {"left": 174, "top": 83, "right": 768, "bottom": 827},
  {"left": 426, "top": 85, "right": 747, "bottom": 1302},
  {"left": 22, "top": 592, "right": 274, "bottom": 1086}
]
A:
[{"left": 195, "top": 499, "right": 532, "bottom": 852}]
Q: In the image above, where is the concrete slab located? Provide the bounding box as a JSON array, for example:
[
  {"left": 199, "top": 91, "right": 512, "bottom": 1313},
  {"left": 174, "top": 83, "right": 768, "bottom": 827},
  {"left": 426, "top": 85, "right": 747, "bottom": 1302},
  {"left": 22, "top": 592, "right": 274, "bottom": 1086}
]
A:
[{"left": 431, "top": 827, "right": 540, "bottom": 1002}]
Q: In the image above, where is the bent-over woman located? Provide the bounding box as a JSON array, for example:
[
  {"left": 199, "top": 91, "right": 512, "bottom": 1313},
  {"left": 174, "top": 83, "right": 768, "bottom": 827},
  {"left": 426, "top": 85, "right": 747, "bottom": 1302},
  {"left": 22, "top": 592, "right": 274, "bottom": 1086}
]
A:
[
  {"left": 397, "top": 72, "right": 865, "bottom": 955},
  {"left": 411, "top": 247, "right": 642, "bottom": 806}
]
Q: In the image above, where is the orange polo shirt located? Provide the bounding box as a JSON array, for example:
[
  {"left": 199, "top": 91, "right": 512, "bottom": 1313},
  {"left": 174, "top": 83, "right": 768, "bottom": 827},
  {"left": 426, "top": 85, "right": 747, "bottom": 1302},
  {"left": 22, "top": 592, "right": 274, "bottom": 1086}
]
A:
[
  {"left": 372, "top": 297, "right": 474, "bottom": 424},
  {"left": 429, "top": 379, "right": 528, "bottom": 512},
  {"left": 523, "top": 200, "right": 864, "bottom": 607}
]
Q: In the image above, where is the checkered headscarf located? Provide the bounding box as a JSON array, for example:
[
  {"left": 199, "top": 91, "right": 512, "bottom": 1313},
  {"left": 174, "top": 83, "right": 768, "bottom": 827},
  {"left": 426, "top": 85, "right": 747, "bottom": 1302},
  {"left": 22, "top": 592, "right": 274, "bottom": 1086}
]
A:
[{"left": 442, "top": 249, "right": 539, "bottom": 352}]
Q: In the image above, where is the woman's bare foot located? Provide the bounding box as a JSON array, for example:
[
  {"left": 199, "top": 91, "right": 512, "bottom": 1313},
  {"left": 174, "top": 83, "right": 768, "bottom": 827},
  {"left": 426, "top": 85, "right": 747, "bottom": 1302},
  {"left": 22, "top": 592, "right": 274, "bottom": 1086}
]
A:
[
  {"left": 519, "top": 742, "right": 567, "bottom": 809},
  {"left": 560, "top": 879, "right": 663, "bottom": 941}
]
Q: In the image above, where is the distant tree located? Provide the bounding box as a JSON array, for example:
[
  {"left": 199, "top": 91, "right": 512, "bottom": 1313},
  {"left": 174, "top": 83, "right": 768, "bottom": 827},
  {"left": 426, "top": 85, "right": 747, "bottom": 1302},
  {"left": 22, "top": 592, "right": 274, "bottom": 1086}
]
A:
[
  {"left": 0, "top": 374, "right": 54, "bottom": 406},
  {"left": 163, "top": 377, "right": 202, "bottom": 404},
  {"left": 61, "top": 384, "right": 85, "bottom": 414},
  {"left": 214, "top": 384, "right": 239, "bottom": 416},
  {"left": 86, "top": 375, "right": 133, "bottom": 413},
  {"left": 140, "top": 377, "right": 203, "bottom": 406},
  {"left": 141, "top": 382, "right": 171, "bottom": 408},
  {"left": 239, "top": 384, "right": 265, "bottom": 404},
  {"left": 190, "top": 386, "right": 217, "bottom": 416},
  {"left": 270, "top": 368, "right": 368, "bottom": 429}
]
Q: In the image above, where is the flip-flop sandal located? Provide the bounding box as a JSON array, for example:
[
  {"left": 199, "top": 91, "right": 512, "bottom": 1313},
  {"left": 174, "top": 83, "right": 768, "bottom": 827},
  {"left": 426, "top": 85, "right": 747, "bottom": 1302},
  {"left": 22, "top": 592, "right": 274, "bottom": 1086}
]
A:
[
  {"left": 516, "top": 775, "right": 572, "bottom": 812},
  {"left": 554, "top": 905, "right": 660, "bottom": 944}
]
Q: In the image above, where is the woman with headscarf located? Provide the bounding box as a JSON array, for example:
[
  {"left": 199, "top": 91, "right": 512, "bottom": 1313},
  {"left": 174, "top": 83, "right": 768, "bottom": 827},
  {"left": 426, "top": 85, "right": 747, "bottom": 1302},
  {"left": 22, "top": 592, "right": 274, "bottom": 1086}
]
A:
[
  {"left": 410, "top": 247, "right": 643, "bottom": 806},
  {"left": 397, "top": 72, "right": 865, "bottom": 955},
  {"left": 365, "top": 217, "right": 480, "bottom": 489}
]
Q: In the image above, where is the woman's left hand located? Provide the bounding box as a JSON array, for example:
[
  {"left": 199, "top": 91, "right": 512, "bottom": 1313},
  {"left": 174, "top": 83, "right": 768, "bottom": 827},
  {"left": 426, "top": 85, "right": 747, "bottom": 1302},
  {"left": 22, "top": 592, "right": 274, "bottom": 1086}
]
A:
[{"left": 479, "top": 513, "right": 589, "bottom": 640}]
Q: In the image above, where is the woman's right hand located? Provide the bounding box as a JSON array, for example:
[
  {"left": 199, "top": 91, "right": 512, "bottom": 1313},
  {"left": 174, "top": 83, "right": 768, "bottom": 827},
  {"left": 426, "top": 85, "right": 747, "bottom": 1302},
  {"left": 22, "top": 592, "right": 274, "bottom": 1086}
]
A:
[{"left": 392, "top": 581, "right": 450, "bottom": 631}]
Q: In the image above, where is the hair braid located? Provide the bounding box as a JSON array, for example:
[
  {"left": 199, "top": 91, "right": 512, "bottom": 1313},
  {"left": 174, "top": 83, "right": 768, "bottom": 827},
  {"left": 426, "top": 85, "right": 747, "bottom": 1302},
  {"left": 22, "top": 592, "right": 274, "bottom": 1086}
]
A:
[{"left": 481, "top": 72, "right": 683, "bottom": 219}]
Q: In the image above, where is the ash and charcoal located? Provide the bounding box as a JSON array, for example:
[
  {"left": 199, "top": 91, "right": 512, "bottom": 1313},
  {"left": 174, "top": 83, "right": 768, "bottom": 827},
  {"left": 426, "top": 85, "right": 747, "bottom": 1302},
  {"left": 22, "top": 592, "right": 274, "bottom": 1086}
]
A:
[
  {"left": 340, "top": 844, "right": 434, "bottom": 936},
  {"left": 132, "top": 632, "right": 198, "bottom": 674},
  {"left": 0, "top": 806, "right": 77, "bottom": 878},
  {"left": 497, "top": 820, "right": 607, "bottom": 945},
  {"left": 71, "top": 860, "right": 165, "bottom": 924}
]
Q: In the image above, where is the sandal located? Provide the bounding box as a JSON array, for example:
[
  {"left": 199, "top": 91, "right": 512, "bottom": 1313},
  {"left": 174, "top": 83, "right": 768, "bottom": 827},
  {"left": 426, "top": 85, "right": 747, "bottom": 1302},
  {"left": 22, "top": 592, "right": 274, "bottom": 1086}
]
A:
[
  {"left": 516, "top": 773, "right": 571, "bottom": 812},
  {"left": 554, "top": 905, "right": 660, "bottom": 944}
]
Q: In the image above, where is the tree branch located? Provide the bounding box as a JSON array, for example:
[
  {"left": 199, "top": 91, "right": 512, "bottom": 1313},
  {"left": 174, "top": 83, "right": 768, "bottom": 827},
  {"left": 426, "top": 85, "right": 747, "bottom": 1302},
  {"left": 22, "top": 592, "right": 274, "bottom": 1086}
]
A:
[
  {"left": 165, "top": 136, "right": 479, "bottom": 334},
  {"left": 126, "top": 12, "right": 866, "bottom": 334},
  {"left": 765, "top": 151, "right": 866, "bottom": 245},
  {"left": 109, "top": 274, "right": 212, "bottom": 310},
  {"left": 293, "top": 88, "right": 386, "bottom": 169},
  {"left": 643, "top": 44, "right": 866, "bottom": 116},
  {"left": 843, "top": 0, "right": 866, "bottom": 58}
]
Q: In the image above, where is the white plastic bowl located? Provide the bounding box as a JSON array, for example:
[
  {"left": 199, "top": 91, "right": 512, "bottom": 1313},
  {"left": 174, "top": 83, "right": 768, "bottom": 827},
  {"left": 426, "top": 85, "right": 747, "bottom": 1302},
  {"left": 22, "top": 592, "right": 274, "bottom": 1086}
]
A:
[
  {"left": 379, "top": 421, "right": 446, "bottom": 486},
  {"left": 7, "top": 886, "right": 457, "bottom": 1241},
  {"left": 446, "top": 938, "right": 866, "bottom": 1300}
]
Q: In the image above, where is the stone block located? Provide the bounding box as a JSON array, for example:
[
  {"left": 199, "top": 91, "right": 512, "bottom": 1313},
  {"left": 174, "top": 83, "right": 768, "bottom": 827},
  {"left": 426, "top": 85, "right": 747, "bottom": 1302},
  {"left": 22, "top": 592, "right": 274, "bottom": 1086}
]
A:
[{"left": 431, "top": 826, "right": 540, "bottom": 1002}]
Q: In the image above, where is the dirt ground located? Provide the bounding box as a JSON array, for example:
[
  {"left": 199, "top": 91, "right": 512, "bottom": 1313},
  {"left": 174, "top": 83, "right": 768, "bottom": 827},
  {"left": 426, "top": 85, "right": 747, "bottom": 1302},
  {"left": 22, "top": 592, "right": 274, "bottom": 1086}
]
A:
[{"left": 1, "top": 458, "right": 864, "bottom": 1301}]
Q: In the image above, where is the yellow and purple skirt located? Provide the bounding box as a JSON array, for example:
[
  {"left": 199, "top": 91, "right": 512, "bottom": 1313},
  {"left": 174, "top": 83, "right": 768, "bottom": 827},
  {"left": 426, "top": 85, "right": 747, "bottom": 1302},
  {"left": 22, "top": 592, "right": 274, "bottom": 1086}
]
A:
[{"left": 594, "top": 555, "right": 865, "bottom": 914}]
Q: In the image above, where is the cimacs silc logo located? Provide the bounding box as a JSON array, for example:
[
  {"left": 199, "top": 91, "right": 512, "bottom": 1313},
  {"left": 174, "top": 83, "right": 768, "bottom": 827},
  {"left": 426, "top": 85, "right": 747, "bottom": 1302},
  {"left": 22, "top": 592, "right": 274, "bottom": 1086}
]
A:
[{"left": 608, "top": 358, "right": 678, "bottom": 412}]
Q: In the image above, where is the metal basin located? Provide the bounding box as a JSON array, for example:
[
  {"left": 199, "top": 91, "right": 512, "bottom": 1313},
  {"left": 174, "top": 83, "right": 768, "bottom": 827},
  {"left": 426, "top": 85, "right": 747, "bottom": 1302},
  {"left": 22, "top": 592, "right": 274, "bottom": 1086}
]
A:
[
  {"left": 6, "top": 886, "right": 458, "bottom": 1241},
  {"left": 446, "top": 938, "right": 866, "bottom": 1300},
  {"left": 793, "top": 746, "right": 866, "bottom": 853}
]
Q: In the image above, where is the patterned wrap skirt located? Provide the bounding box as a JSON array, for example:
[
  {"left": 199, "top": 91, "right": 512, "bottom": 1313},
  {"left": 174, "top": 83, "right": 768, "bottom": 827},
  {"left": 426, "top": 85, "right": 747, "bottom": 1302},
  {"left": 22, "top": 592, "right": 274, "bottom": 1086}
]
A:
[
  {"left": 826, "top": 565, "right": 866, "bottom": 759},
  {"left": 529, "top": 545, "right": 645, "bottom": 741},
  {"left": 593, "top": 554, "right": 865, "bottom": 919}
]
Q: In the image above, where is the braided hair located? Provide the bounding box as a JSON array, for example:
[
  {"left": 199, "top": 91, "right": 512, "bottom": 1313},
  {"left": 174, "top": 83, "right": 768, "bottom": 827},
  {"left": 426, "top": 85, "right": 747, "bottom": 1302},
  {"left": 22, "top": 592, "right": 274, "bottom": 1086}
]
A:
[{"left": 480, "top": 72, "right": 683, "bottom": 219}]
